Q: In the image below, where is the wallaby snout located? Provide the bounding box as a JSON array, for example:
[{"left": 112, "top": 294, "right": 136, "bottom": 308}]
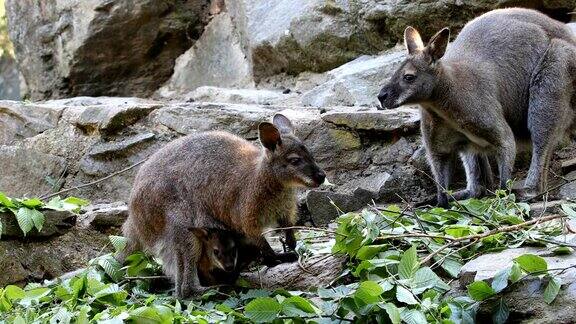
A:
[{"left": 377, "top": 86, "right": 397, "bottom": 110}]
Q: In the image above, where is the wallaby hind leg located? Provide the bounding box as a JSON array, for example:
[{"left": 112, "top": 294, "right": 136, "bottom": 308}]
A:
[
  {"left": 450, "top": 152, "right": 490, "bottom": 201},
  {"left": 116, "top": 218, "right": 142, "bottom": 264},
  {"left": 524, "top": 40, "right": 575, "bottom": 198},
  {"left": 426, "top": 152, "right": 456, "bottom": 208}
]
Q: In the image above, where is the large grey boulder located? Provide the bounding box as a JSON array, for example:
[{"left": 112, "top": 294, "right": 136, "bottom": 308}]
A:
[
  {"left": 301, "top": 49, "right": 406, "bottom": 107},
  {"left": 5, "top": 0, "right": 210, "bottom": 100},
  {"left": 0, "top": 101, "right": 63, "bottom": 145},
  {"left": 157, "top": 12, "right": 254, "bottom": 97}
]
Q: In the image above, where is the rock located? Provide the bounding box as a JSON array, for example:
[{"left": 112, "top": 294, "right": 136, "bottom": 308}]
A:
[
  {"left": 0, "top": 228, "right": 112, "bottom": 286},
  {"left": 529, "top": 200, "right": 567, "bottom": 217},
  {"left": 241, "top": 254, "right": 345, "bottom": 290},
  {"left": 321, "top": 107, "right": 421, "bottom": 133},
  {"left": 0, "top": 145, "right": 66, "bottom": 197},
  {"left": 460, "top": 246, "right": 576, "bottom": 323},
  {"left": 0, "top": 55, "right": 21, "bottom": 100},
  {"left": 459, "top": 246, "right": 576, "bottom": 286},
  {"left": 306, "top": 172, "right": 391, "bottom": 225},
  {"left": 0, "top": 101, "right": 63, "bottom": 145},
  {"left": 301, "top": 50, "right": 406, "bottom": 107},
  {"left": 78, "top": 202, "right": 128, "bottom": 229},
  {"left": 569, "top": 23, "right": 576, "bottom": 34},
  {"left": 175, "top": 86, "right": 291, "bottom": 105},
  {"left": 559, "top": 171, "right": 576, "bottom": 199},
  {"left": 561, "top": 157, "right": 576, "bottom": 174},
  {"left": 244, "top": 0, "right": 382, "bottom": 80},
  {"left": 373, "top": 137, "right": 415, "bottom": 165},
  {"left": 6, "top": 0, "right": 210, "bottom": 100},
  {"left": 0, "top": 210, "right": 76, "bottom": 239},
  {"left": 157, "top": 12, "right": 254, "bottom": 97},
  {"left": 86, "top": 133, "right": 156, "bottom": 159},
  {"left": 73, "top": 98, "right": 161, "bottom": 135}
]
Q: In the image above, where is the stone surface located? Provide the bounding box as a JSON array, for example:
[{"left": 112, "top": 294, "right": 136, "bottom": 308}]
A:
[
  {"left": 0, "top": 228, "right": 112, "bottom": 287},
  {"left": 0, "top": 101, "right": 63, "bottom": 145},
  {"left": 559, "top": 171, "right": 576, "bottom": 200},
  {"left": 0, "top": 55, "right": 21, "bottom": 100},
  {"left": 321, "top": 107, "right": 421, "bottom": 133},
  {"left": 0, "top": 145, "right": 67, "bottom": 197},
  {"left": 157, "top": 12, "right": 254, "bottom": 97},
  {"left": 459, "top": 246, "right": 576, "bottom": 286},
  {"left": 73, "top": 98, "right": 161, "bottom": 135},
  {"left": 0, "top": 210, "right": 76, "bottom": 239},
  {"left": 301, "top": 50, "right": 406, "bottom": 107},
  {"left": 568, "top": 22, "right": 576, "bottom": 34},
  {"left": 176, "top": 86, "right": 293, "bottom": 105},
  {"left": 6, "top": 0, "right": 210, "bottom": 100},
  {"left": 78, "top": 202, "right": 128, "bottom": 229}
]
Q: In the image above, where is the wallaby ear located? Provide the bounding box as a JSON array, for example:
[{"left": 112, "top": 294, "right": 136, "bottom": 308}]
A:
[
  {"left": 189, "top": 227, "right": 208, "bottom": 239},
  {"left": 272, "top": 114, "right": 295, "bottom": 135},
  {"left": 426, "top": 27, "right": 450, "bottom": 62},
  {"left": 404, "top": 26, "right": 424, "bottom": 55},
  {"left": 258, "top": 122, "right": 281, "bottom": 151}
]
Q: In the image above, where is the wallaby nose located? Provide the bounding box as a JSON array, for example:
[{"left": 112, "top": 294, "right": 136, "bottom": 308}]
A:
[
  {"left": 224, "top": 264, "right": 235, "bottom": 272},
  {"left": 377, "top": 89, "right": 388, "bottom": 110}
]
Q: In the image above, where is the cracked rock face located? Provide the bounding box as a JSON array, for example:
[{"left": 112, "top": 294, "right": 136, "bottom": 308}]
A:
[{"left": 5, "top": 0, "right": 211, "bottom": 100}]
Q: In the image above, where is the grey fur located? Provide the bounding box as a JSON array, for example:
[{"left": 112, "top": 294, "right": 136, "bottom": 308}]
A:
[
  {"left": 119, "top": 114, "right": 325, "bottom": 298},
  {"left": 378, "top": 8, "right": 576, "bottom": 206}
]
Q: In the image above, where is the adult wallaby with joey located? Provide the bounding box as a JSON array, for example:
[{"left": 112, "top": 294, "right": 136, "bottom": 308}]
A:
[
  {"left": 120, "top": 114, "right": 326, "bottom": 298},
  {"left": 378, "top": 8, "right": 576, "bottom": 207},
  {"left": 189, "top": 227, "right": 259, "bottom": 287}
]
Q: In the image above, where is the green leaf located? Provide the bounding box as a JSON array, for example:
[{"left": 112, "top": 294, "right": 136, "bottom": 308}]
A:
[
  {"left": 467, "top": 281, "right": 496, "bottom": 301},
  {"left": 354, "top": 280, "right": 384, "bottom": 304},
  {"left": 514, "top": 254, "right": 547, "bottom": 274},
  {"left": 63, "top": 196, "right": 90, "bottom": 207},
  {"left": 440, "top": 257, "right": 463, "bottom": 278},
  {"left": 492, "top": 298, "right": 509, "bottom": 324},
  {"left": 491, "top": 268, "right": 510, "bottom": 293},
  {"left": 21, "top": 198, "right": 42, "bottom": 208},
  {"left": 4, "top": 285, "right": 25, "bottom": 300},
  {"left": 552, "top": 246, "right": 573, "bottom": 255},
  {"left": 561, "top": 204, "right": 576, "bottom": 220},
  {"left": 29, "top": 209, "right": 44, "bottom": 232},
  {"left": 51, "top": 307, "right": 72, "bottom": 324},
  {"left": 19, "top": 287, "right": 51, "bottom": 307},
  {"left": 97, "top": 256, "right": 123, "bottom": 282},
  {"left": 244, "top": 297, "right": 282, "bottom": 323},
  {"left": 13, "top": 316, "right": 25, "bottom": 324},
  {"left": 400, "top": 308, "right": 427, "bottom": 324},
  {"left": 356, "top": 244, "right": 387, "bottom": 260},
  {"left": 0, "top": 192, "right": 14, "bottom": 208},
  {"left": 109, "top": 235, "right": 127, "bottom": 253},
  {"left": 380, "top": 303, "right": 401, "bottom": 324},
  {"left": 543, "top": 276, "right": 561, "bottom": 304},
  {"left": 411, "top": 267, "right": 449, "bottom": 294},
  {"left": 398, "top": 245, "right": 419, "bottom": 280},
  {"left": 396, "top": 285, "right": 418, "bottom": 305},
  {"left": 15, "top": 208, "right": 35, "bottom": 235},
  {"left": 509, "top": 263, "right": 522, "bottom": 283},
  {"left": 282, "top": 296, "right": 316, "bottom": 316}
]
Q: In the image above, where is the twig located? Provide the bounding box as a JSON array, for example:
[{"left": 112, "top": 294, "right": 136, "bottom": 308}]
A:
[
  {"left": 261, "top": 226, "right": 340, "bottom": 236},
  {"left": 124, "top": 275, "right": 168, "bottom": 280},
  {"left": 534, "top": 237, "right": 576, "bottom": 249},
  {"left": 379, "top": 233, "right": 455, "bottom": 241},
  {"left": 40, "top": 159, "right": 148, "bottom": 200},
  {"left": 420, "top": 214, "right": 566, "bottom": 265}
]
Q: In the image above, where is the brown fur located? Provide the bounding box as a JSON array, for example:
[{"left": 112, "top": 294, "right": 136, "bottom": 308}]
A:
[{"left": 120, "top": 114, "right": 325, "bottom": 297}]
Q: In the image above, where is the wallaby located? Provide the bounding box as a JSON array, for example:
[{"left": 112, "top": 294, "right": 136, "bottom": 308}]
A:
[
  {"left": 121, "top": 114, "right": 325, "bottom": 298},
  {"left": 190, "top": 227, "right": 258, "bottom": 286},
  {"left": 378, "top": 8, "right": 576, "bottom": 207}
]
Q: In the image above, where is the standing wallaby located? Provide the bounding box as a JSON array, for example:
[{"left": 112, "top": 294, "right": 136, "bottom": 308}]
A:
[
  {"left": 190, "top": 227, "right": 258, "bottom": 287},
  {"left": 378, "top": 8, "right": 576, "bottom": 207},
  {"left": 121, "top": 114, "right": 325, "bottom": 298}
]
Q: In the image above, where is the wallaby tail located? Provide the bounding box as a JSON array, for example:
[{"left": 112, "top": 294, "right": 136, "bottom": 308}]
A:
[{"left": 115, "top": 217, "right": 143, "bottom": 264}]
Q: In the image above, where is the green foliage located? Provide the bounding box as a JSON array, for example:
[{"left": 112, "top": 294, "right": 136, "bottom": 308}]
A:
[
  {"left": 0, "top": 192, "right": 88, "bottom": 237},
  {"left": 0, "top": 191, "right": 571, "bottom": 323}
]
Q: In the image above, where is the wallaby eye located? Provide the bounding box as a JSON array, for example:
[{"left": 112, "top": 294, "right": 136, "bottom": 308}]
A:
[
  {"left": 403, "top": 74, "right": 416, "bottom": 83},
  {"left": 213, "top": 248, "right": 220, "bottom": 256},
  {"left": 288, "top": 157, "right": 303, "bottom": 166}
]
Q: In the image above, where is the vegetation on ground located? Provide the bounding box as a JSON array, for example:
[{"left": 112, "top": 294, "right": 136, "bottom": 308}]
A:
[{"left": 0, "top": 190, "right": 575, "bottom": 323}]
